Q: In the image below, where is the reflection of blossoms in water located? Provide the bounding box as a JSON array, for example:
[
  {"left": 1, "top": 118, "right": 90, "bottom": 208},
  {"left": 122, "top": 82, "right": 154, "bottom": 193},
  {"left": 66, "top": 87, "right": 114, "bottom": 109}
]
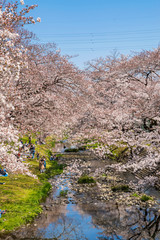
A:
[{"left": 37, "top": 213, "right": 89, "bottom": 240}]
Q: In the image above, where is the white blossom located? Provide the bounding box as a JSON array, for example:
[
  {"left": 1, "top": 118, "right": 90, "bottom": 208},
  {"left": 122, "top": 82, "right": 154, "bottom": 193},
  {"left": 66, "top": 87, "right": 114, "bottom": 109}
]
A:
[
  {"left": 37, "top": 17, "right": 41, "bottom": 23},
  {"left": 20, "top": 0, "right": 25, "bottom": 5}
]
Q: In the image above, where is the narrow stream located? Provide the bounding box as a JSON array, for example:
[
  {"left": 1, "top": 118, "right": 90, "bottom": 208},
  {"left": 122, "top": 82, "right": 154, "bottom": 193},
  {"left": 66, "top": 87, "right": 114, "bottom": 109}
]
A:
[
  {"left": 36, "top": 173, "right": 106, "bottom": 240},
  {"left": 6, "top": 144, "right": 160, "bottom": 240},
  {"left": 30, "top": 169, "right": 160, "bottom": 240}
]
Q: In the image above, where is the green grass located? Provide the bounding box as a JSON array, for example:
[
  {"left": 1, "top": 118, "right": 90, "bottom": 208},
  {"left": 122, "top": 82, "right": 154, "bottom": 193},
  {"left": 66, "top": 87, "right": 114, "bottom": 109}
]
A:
[
  {"left": 20, "top": 135, "right": 37, "bottom": 145},
  {"left": 140, "top": 194, "right": 153, "bottom": 202},
  {"left": 101, "top": 173, "right": 107, "bottom": 177},
  {"left": 59, "top": 190, "right": 68, "bottom": 197},
  {"left": 78, "top": 175, "right": 96, "bottom": 184},
  {"left": 111, "top": 185, "right": 130, "bottom": 192},
  {"left": 0, "top": 135, "right": 63, "bottom": 232},
  {"left": 106, "top": 144, "right": 129, "bottom": 162},
  {"left": 131, "top": 193, "right": 140, "bottom": 198},
  {"left": 0, "top": 174, "right": 46, "bottom": 231},
  {"left": 81, "top": 138, "right": 97, "bottom": 144},
  {"left": 45, "top": 135, "right": 56, "bottom": 148},
  {"left": 131, "top": 193, "right": 153, "bottom": 202},
  {"left": 86, "top": 142, "right": 101, "bottom": 149}
]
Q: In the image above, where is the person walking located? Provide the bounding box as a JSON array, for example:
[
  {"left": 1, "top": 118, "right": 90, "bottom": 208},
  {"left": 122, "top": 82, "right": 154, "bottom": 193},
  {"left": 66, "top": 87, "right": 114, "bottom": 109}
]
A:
[
  {"left": 30, "top": 144, "right": 35, "bottom": 159},
  {"left": 39, "top": 158, "right": 46, "bottom": 173},
  {"left": 36, "top": 152, "right": 40, "bottom": 160},
  {"left": 50, "top": 154, "right": 56, "bottom": 161},
  {"left": 32, "top": 145, "right": 35, "bottom": 159}
]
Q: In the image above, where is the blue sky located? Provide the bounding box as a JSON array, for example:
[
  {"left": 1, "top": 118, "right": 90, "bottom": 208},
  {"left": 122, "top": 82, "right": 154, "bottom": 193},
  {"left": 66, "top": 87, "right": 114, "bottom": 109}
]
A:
[{"left": 26, "top": 0, "right": 160, "bottom": 69}]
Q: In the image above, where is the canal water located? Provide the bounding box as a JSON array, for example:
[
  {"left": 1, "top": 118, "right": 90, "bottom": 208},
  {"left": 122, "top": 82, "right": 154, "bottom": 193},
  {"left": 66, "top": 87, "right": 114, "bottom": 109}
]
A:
[
  {"left": 33, "top": 170, "right": 160, "bottom": 240},
  {"left": 36, "top": 172, "right": 107, "bottom": 240},
  {"left": 4, "top": 144, "right": 160, "bottom": 240}
]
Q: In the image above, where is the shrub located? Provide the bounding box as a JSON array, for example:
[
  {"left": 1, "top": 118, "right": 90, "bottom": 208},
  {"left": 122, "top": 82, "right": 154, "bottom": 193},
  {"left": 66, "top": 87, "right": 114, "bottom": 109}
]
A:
[
  {"left": 46, "top": 149, "right": 52, "bottom": 157},
  {"left": 59, "top": 190, "right": 68, "bottom": 197},
  {"left": 41, "top": 182, "right": 52, "bottom": 200},
  {"left": 78, "top": 175, "right": 96, "bottom": 184},
  {"left": 86, "top": 142, "right": 101, "bottom": 149},
  {"left": 102, "top": 173, "right": 107, "bottom": 177},
  {"left": 131, "top": 193, "right": 140, "bottom": 197},
  {"left": 140, "top": 194, "right": 153, "bottom": 202},
  {"left": 106, "top": 145, "right": 129, "bottom": 162},
  {"left": 111, "top": 185, "right": 130, "bottom": 192}
]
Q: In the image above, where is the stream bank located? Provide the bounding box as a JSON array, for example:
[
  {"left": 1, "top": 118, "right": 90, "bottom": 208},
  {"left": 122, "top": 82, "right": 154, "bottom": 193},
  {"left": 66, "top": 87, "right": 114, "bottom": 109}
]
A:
[
  {"left": 4, "top": 146, "right": 160, "bottom": 240},
  {"left": 0, "top": 136, "right": 63, "bottom": 235}
]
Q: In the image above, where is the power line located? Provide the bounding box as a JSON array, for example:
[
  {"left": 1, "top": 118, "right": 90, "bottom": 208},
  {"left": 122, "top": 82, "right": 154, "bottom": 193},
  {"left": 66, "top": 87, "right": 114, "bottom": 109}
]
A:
[
  {"left": 38, "top": 37, "right": 160, "bottom": 45},
  {"left": 38, "top": 44, "right": 158, "bottom": 52},
  {"left": 37, "top": 28, "right": 160, "bottom": 38}
]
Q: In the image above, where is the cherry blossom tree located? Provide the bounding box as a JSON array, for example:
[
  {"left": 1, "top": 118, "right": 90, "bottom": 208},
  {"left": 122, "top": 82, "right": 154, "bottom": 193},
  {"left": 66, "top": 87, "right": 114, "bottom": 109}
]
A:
[
  {"left": 1, "top": 0, "right": 160, "bottom": 183},
  {"left": 80, "top": 49, "right": 160, "bottom": 181},
  {"left": 0, "top": 0, "right": 40, "bottom": 176}
]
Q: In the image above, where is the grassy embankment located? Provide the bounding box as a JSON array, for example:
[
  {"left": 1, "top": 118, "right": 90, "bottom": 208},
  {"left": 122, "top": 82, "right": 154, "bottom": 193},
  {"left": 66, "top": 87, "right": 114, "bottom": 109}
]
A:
[{"left": 0, "top": 135, "right": 63, "bottom": 232}]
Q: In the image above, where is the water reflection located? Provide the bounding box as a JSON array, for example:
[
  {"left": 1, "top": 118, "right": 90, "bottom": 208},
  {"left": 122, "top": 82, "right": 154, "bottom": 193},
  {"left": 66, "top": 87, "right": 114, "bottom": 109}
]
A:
[
  {"left": 78, "top": 203, "right": 160, "bottom": 240},
  {"left": 36, "top": 204, "right": 105, "bottom": 240},
  {"left": 10, "top": 147, "right": 160, "bottom": 240},
  {"left": 35, "top": 172, "right": 160, "bottom": 240},
  {"left": 35, "top": 200, "right": 160, "bottom": 240}
]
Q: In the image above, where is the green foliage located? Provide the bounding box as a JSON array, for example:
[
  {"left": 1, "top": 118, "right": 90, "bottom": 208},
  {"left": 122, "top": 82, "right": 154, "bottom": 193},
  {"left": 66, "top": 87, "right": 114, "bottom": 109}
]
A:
[
  {"left": 20, "top": 135, "right": 37, "bottom": 145},
  {"left": 78, "top": 175, "right": 96, "bottom": 184},
  {"left": 140, "top": 194, "right": 153, "bottom": 202},
  {"left": 10, "top": 141, "right": 15, "bottom": 146},
  {"left": 111, "top": 185, "right": 130, "bottom": 192},
  {"left": 0, "top": 134, "right": 63, "bottom": 232},
  {"left": 40, "top": 162, "right": 63, "bottom": 180},
  {"left": 86, "top": 142, "right": 101, "bottom": 149},
  {"left": 46, "top": 149, "right": 52, "bottom": 158},
  {"left": 26, "top": 153, "right": 63, "bottom": 182},
  {"left": 62, "top": 130, "right": 70, "bottom": 140},
  {"left": 145, "top": 143, "right": 151, "bottom": 146},
  {"left": 106, "top": 144, "right": 129, "bottom": 162},
  {"left": 77, "top": 138, "right": 97, "bottom": 145},
  {"left": 55, "top": 153, "right": 63, "bottom": 158},
  {"left": 7, "top": 151, "right": 12, "bottom": 154},
  {"left": 101, "top": 173, "right": 107, "bottom": 177},
  {"left": 59, "top": 190, "right": 68, "bottom": 197},
  {"left": 40, "top": 182, "right": 52, "bottom": 200},
  {"left": 131, "top": 193, "right": 140, "bottom": 197},
  {"left": 45, "top": 136, "right": 56, "bottom": 148},
  {"left": 0, "top": 174, "right": 46, "bottom": 231}
]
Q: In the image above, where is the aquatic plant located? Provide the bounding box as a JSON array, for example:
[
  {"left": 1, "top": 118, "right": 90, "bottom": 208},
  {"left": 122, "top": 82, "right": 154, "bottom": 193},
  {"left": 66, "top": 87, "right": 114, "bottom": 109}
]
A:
[
  {"left": 140, "top": 194, "right": 153, "bottom": 202},
  {"left": 60, "top": 190, "right": 68, "bottom": 197},
  {"left": 78, "top": 175, "right": 96, "bottom": 184},
  {"left": 111, "top": 185, "right": 130, "bottom": 192}
]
